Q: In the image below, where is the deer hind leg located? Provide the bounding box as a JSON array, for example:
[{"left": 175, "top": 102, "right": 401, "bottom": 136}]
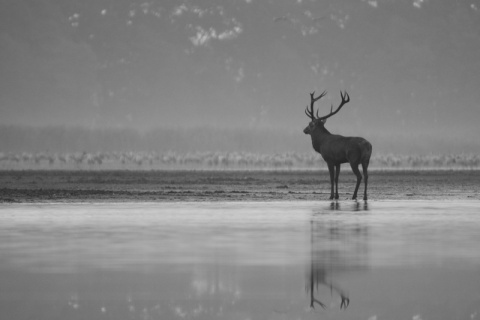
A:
[
  {"left": 350, "top": 163, "right": 362, "bottom": 200},
  {"left": 334, "top": 164, "right": 341, "bottom": 199},
  {"left": 361, "top": 161, "right": 369, "bottom": 201},
  {"left": 327, "top": 163, "right": 335, "bottom": 200}
]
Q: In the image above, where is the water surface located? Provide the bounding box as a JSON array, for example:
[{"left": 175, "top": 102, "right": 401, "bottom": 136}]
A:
[{"left": 1, "top": 201, "right": 479, "bottom": 320}]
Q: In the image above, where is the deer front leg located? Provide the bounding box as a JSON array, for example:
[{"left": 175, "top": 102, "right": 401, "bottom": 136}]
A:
[
  {"left": 327, "top": 163, "right": 335, "bottom": 200},
  {"left": 350, "top": 163, "right": 362, "bottom": 200},
  {"left": 335, "top": 164, "right": 341, "bottom": 199},
  {"left": 362, "top": 162, "right": 369, "bottom": 201}
]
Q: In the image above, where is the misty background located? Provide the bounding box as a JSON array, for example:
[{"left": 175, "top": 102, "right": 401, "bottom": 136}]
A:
[{"left": 1, "top": 0, "right": 480, "bottom": 157}]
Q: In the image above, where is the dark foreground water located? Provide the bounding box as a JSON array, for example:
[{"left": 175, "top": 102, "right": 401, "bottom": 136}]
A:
[{"left": 0, "top": 201, "right": 479, "bottom": 320}]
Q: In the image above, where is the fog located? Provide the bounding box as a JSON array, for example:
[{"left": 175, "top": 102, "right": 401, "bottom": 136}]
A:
[
  {"left": 1, "top": 0, "right": 479, "bottom": 155},
  {"left": 1, "top": 125, "right": 479, "bottom": 156}
]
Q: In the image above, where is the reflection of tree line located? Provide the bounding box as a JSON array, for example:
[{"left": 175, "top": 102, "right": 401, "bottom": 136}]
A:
[{"left": 307, "top": 201, "right": 369, "bottom": 310}]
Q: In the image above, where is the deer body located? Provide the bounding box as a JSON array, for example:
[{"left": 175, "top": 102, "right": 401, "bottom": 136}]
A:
[
  {"left": 303, "top": 91, "right": 372, "bottom": 200},
  {"left": 310, "top": 130, "right": 371, "bottom": 166}
]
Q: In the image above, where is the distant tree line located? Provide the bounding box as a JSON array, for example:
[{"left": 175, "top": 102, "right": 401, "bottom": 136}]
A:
[{"left": 1, "top": 150, "right": 479, "bottom": 171}]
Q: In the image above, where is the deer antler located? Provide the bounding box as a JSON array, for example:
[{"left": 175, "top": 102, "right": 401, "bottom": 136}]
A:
[
  {"left": 310, "top": 298, "right": 326, "bottom": 309},
  {"left": 305, "top": 90, "right": 327, "bottom": 120},
  {"left": 340, "top": 294, "right": 350, "bottom": 309},
  {"left": 316, "top": 90, "right": 350, "bottom": 121}
]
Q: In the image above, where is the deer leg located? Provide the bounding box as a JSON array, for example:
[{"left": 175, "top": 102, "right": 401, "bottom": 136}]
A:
[
  {"left": 362, "top": 162, "right": 368, "bottom": 201},
  {"left": 350, "top": 164, "right": 362, "bottom": 200},
  {"left": 335, "top": 164, "right": 341, "bottom": 199},
  {"left": 327, "top": 163, "right": 335, "bottom": 200}
]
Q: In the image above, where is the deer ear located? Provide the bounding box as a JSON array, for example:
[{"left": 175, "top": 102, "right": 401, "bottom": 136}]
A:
[{"left": 321, "top": 119, "right": 327, "bottom": 124}]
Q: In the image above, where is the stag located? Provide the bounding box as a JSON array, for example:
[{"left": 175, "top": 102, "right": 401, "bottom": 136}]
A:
[{"left": 303, "top": 91, "right": 372, "bottom": 200}]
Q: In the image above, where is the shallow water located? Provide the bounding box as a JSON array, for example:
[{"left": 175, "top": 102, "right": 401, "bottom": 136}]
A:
[{"left": 0, "top": 201, "right": 479, "bottom": 320}]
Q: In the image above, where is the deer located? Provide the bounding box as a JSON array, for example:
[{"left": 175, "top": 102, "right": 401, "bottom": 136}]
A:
[{"left": 303, "top": 90, "right": 372, "bottom": 200}]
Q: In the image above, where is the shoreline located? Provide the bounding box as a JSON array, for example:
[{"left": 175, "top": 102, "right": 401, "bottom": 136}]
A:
[{"left": 1, "top": 170, "right": 479, "bottom": 203}]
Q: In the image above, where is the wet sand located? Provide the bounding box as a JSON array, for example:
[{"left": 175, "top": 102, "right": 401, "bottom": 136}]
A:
[{"left": 1, "top": 169, "right": 479, "bottom": 202}]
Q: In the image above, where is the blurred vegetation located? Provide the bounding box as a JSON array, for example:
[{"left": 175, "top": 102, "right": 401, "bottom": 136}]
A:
[
  {"left": 1, "top": 151, "right": 479, "bottom": 170},
  {"left": 1, "top": 125, "right": 479, "bottom": 170}
]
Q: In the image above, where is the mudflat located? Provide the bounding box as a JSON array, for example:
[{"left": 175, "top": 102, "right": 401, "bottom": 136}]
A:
[{"left": 1, "top": 170, "right": 478, "bottom": 202}]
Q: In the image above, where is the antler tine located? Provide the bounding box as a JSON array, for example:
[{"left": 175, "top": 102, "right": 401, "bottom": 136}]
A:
[
  {"left": 316, "top": 104, "right": 332, "bottom": 119},
  {"left": 312, "top": 90, "right": 327, "bottom": 102},
  {"left": 340, "top": 90, "right": 350, "bottom": 103},
  {"left": 340, "top": 295, "right": 350, "bottom": 309},
  {"left": 317, "top": 90, "right": 350, "bottom": 121},
  {"left": 306, "top": 90, "right": 327, "bottom": 121},
  {"left": 305, "top": 106, "right": 314, "bottom": 119}
]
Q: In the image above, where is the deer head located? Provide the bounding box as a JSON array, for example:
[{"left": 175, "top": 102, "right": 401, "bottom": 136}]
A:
[{"left": 303, "top": 90, "right": 350, "bottom": 135}]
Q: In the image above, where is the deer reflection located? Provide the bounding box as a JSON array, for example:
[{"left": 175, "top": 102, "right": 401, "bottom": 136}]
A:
[
  {"left": 330, "top": 201, "right": 369, "bottom": 212},
  {"left": 308, "top": 222, "right": 350, "bottom": 309},
  {"left": 307, "top": 202, "right": 369, "bottom": 310},
  {"left": 354, "top": 201, "right": 369, "bottom": 211}
]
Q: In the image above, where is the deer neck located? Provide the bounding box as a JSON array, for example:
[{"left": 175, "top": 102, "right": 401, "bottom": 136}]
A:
[{"left": 310, "top": 126, "right": 331, "bottom": 153}]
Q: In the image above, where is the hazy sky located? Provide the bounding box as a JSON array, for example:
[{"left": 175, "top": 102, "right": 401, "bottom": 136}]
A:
[{"left": 1, "top": 0, "right": 479, "bottom": 140}]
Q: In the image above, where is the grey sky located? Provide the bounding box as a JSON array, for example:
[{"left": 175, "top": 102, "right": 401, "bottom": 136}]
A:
[{"left": 1, "top": 0, "right": 479, "bottom": 146}]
